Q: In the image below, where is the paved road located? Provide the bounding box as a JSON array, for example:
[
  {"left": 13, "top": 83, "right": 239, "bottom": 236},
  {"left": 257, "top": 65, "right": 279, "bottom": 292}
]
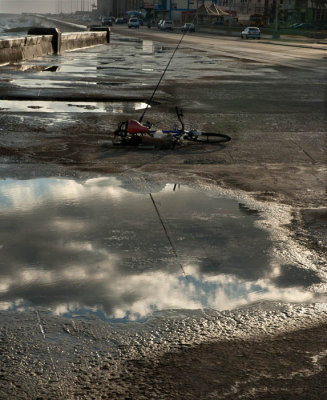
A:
[
  {"left": 0, "top": 26, "right": 326, "bottom": 400},
  {"left": 112, "top": 25, "right": 327, "bottom": 73}
]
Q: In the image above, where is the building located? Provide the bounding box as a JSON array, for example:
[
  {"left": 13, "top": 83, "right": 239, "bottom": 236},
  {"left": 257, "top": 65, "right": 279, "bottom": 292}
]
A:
[
  {"left": 151, "top": 0, "right": 272, "bottom": 23},
  {"left": 97, "top": 0, "right": 222, "bottom": 21},
  {"left": 97, "top": 0, "right": 144, "bottom": 17},
  {"left": 153, "top": 1, "right": 224, "bottom": 21},
  {"left": 97, "top": 0, "right": 326, "bottom": 23},
  {"left": 281, "top": 0, "right": 327, "bottom": 23}
]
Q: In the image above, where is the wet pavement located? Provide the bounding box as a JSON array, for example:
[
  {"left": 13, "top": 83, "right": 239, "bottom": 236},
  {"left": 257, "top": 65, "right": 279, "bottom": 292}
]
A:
[
  {"left": 0, "top": 100, "right": 148, "bottom": 113},
  {"left": 0, "top": 18, "right": 327, "bottom": 399}
]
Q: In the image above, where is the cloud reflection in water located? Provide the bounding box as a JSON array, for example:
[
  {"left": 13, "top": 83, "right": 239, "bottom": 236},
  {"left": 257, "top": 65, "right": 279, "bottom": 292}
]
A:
[{"left": 0, "top": 177, "right": 316, "bottom": 321}]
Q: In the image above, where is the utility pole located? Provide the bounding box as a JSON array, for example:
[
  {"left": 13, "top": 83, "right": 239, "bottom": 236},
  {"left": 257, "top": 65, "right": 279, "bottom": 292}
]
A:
[
  {"left": 273, "top": 0, "right": 280, "bottom": 38},
  {"left": 229, "top": 0, "right": 232, "bottom": 32},
  {"left": 196, "top": 0, "right": 199, "bottom": 25}
]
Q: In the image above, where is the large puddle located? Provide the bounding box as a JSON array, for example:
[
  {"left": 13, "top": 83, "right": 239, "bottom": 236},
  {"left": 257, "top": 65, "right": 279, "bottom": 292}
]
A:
[{"left": 0, "top": 177, "right": 319, "bottom": 322}]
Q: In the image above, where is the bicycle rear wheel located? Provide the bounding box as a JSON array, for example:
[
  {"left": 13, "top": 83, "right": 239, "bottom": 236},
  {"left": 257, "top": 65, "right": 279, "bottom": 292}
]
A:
[{"left": 186, "top": 132, "right": 231, "bottom": 143}]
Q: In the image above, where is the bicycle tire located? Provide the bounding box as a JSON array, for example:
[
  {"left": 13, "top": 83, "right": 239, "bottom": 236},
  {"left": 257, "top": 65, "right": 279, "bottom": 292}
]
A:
[{"left": 185, "top": 132, "right": 231, "bottom": 143}]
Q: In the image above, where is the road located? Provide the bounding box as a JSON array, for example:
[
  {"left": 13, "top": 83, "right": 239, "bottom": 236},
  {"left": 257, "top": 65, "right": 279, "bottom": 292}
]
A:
[
  {"left": 113, "top": 25, "right": 327, "bottom": 72},
  {"left": 0, "top": 24, "right": 326, "bottom": 254},
  {"left": 0, "top": 26, "right": 326, "bottom": 399}
]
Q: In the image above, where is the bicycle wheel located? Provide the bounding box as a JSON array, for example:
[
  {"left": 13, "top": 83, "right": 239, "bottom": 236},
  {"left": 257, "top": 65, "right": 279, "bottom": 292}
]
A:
[{"left": 186, "top": 132, "right": 231, "bottom": 143}]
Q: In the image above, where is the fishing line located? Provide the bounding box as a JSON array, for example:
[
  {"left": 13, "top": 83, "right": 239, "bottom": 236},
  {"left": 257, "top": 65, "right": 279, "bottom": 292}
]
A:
[
  {"left": 139, "top": 18, "right": 196, "bottom": 123},
  {"left": 35, "top": 309, "right": 65, "bottom": 397},
  {"left": 149, "top": 193, "right": 187, "bottom": 277}
]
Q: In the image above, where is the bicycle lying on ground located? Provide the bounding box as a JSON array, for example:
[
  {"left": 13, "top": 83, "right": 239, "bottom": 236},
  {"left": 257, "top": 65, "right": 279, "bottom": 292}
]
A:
[{"left": 113, "top": 107, "right": 231, "bottom": 148}]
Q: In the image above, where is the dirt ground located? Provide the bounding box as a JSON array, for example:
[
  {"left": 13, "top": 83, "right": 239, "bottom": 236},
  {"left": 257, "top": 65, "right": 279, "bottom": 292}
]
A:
[{"left": 0, "top": 29, "right": 326, "bottom": 399}]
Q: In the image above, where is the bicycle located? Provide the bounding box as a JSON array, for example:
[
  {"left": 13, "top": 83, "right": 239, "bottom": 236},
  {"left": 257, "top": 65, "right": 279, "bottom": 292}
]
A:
[{"left": 113, "top": 107, "right": 231, "bottom": 148}]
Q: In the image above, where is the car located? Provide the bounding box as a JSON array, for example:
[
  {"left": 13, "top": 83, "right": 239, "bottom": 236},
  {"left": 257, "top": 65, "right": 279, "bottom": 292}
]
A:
[
  {"left": 241, "top": 27, "right": 261, "bottom": 39},
  {"left": 128, "top": 17, "right": 140, "bottom": 29},
  {"left": 288, "top": 23, "right": 301, "bottom": 29},
  {"left": 181, "top": 23, "right": 195, "bottom": 32},
  {"left": 294, "top": 23, "right": 315, "bottom": 29},
  {"left": 115, "top": 17, "right": 124, "bottom": 24},
  {"left": 101, "top": 17, "right": 113, "bottom": 26},
  {"left": 160, "top": 20, "right": 174, "bottom": 31},
  {"left": 212, "top": 20, "right": 224, "bottom": 26},
  {"left": 157, "top": 19, "right": 164, "bottom": 29}
]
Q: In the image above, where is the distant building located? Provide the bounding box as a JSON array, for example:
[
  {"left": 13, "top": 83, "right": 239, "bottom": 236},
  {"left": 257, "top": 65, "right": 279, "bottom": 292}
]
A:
[
  {"left": 281, "top": 0, "right": 327, "bottom": 23},
  {"left": 152, "top": 1, "right": 223, "bottom": 22},
  {"left": 97, "top": 0, "right": 144, "bottom": 17},
  {"left": 150, "top": 0, "right": 273, "bottom": 23},
  {"left": 96, "top": 0, "right": 326, "bottom": 23}
]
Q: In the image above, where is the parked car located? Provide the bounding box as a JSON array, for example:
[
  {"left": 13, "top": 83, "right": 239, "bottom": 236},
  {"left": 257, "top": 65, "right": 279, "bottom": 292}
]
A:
[
  {"left": 212, "top": 20, "right": 224, "bottom": 26},
  {"left": 115, "top": 17, "right": 124, "bottom": 24},
  {"left": 181, "top": 23, "right": 195, "bottom": 32},
  {"left": 294, "top": 23, "right": 315, "bottom": 29},
  {"left": 241, "top": 27, "right": 261, "bottom": 39},
  {"left": 101, "top": 17, "right": 113, "bottom": 26},
  {"left": 288, "top": 23, "right": 301, "bottom": 29},
  {"left": 128, "top": 17, "right": 140, "bottom": 29},
  {"left": 160, "top": 20, "right": 174, "bottom": 31}
]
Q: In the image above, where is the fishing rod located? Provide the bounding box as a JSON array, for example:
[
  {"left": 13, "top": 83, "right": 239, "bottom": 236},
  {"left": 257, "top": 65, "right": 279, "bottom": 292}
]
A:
[
  {"left": 139, "top": 20, "right": 196, "bottom": 123},
  {"left": 149, "top": 193, "right": 187, "bottom": 278}
]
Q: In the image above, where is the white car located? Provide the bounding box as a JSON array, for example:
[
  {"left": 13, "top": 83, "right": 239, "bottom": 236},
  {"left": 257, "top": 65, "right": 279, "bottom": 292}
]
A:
[
  {"left": 181, "top": 23, "right": 195, "bottom": 32},
  {"left": 128, "top": 18, "right": 140, "bottom": 29},
  {"left": 157, "top": 19, "right": 164, "bottom": 29},
  {"left": 160, "top": 20, "right": 174, "bottom": 31},
  {"left": 241, "top": 27, "right": 261, "bottom": 39}
]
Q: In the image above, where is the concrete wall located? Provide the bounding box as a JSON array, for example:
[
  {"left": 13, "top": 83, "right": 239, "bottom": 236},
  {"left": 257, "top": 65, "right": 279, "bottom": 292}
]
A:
[
  {"left": 0, "top": 28, "right": 110, "bottom": 65},
  {"left": 61, "top": 31, "right": 108, "bottom": 52},
  {"left": 0, "top": 35, "right": 53, "bottom": 65}
]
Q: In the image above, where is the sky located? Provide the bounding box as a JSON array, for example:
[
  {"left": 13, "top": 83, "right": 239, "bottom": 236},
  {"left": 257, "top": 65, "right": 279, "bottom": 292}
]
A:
[{"left": 0, "top": 0, "right": 94, "bottom": 14}]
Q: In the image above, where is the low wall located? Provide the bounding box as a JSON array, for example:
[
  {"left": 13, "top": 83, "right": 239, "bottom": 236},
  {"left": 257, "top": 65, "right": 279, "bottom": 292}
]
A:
[
  {"left": 0, "top": 35, "right": 53, "bottom": 65},
  {"left": 0, "top": 28, "right": 110, "bottom": 65},
  {"left": 61, "top": 31, "right": 108, "bottom": 52}
]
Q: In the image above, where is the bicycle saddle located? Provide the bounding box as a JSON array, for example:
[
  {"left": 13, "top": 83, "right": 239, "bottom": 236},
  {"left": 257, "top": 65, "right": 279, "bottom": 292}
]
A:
[{"left": 127, "top": 120, "right": 150, "bottom": 134}]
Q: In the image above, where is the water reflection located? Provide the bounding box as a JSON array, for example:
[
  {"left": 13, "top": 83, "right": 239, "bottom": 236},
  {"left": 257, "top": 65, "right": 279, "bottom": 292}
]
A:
[
  {"left": 0, "top": 100, "right": 148, "bottom": 113},
  {"left": 142, "top": 40, "right": 155, "bottom": 54},
  {"left": 12, "top": 78, "right": 95, "bottom": 88},
  {"left": 0, "top": 177, "right": 317, "bottom": 321}
]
